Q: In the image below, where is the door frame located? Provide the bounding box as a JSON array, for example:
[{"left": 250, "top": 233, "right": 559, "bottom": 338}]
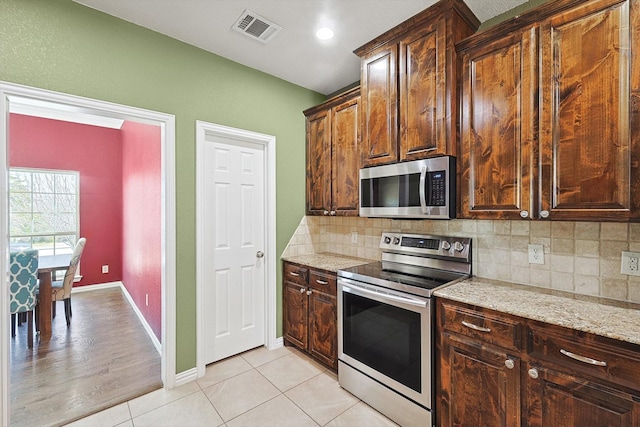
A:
[
  {"left": 195, "top": 121, "right": 276, "bottom": 377},
  {"left": 0, "top": 81, "right": 177, "bottom": 426}
]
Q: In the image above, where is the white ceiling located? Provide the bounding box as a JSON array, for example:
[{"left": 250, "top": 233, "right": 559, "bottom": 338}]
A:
[{"left": 74, "top": 0, "right": 528, "bottom": 96}]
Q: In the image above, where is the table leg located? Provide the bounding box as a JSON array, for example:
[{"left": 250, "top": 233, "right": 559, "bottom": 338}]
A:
[{"left": 38, "top": 271, "right": 52, "bottom": 340}]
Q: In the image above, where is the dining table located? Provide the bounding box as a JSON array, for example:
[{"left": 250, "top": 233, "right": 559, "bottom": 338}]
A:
[{"left": 38, "top": 254, "right": 71, "bottom": 340}]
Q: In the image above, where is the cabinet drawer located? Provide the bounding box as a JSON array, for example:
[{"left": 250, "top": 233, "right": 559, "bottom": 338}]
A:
[
  {"left": 528, "top": 325, "right": 640, "bottom": 392},
  {"left": 441, "top": 303, "right": 522, "bottom": 351},
  {"left": 308, "top": 269, "right": 337, "bottom": 295},
  {"left": 284, "top": 263, "right": 308, "bottom": 286}
]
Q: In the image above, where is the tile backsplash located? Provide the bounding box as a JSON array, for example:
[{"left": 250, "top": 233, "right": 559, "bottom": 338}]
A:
[{"left": 282, "top": 216, "right": 640, "bottom": 303}]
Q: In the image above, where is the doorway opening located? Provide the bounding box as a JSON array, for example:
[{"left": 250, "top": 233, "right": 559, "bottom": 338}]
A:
[{"left": 0, "top": 81, "right": 177, "bottom": 425}]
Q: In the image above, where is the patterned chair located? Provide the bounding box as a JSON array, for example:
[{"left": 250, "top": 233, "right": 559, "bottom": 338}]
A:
[
  {"left": 52, "top": 238, "right": 86, "bottom": 326},
  {"left": 10, "top": 249, "right": 39, "bottom": 348}
]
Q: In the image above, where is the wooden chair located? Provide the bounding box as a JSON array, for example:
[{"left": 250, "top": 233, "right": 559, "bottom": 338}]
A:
[
  {"left": 52, "top": 238, "right": 86, "bottom": 327},
  {"left": 9, "top": 249, "right": 39, "bottom": 348}
]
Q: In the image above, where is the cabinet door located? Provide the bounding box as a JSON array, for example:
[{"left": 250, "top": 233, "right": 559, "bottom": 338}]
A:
[
  {"left": 283, "top": 280, "right": 308, "bottom": 350},
  {"left": 331, "top": 96, "right": 360, "bottom": 215},
  {"left": 524, "top": 363, "right": 640, "bottom": 426},
  {"left": 539, "top": 0, "right": 637, "bottom": 220},
  {"left": 308, "top": 289, "right": 337, "bottom": 369},
  {"left": 399, "top": 21, "right": 446, "bottom": 161},
  {"left": 306, "top": 109, "right": 332, "bottom": 215},
  {"left": 361, "top": 45, "right": 398, "bottom": 166},
  {"left": 439, "top": 333, "right": 520, "bottom": 427},
  {"left": 459, "top": 28, "right": 537, "bottom": 219}
]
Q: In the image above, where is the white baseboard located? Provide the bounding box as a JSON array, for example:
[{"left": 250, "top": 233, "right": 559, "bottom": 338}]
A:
[
  {"left": 72, "top": 282, "right": 162, "bottom": 355},
  {"left": 269, "top": 336, "right": 283, "bottom": 349},
  {"left": 175, "top": 368, "right": 198, "bottom": 387}
]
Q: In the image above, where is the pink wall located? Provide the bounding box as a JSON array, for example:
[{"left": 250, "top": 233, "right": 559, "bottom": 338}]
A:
[
  {"left": 121, "top": 121, "right": 162, "bottom": 341},
  {"left": 9, "top": 114, "right": 123, "bottom": 286}
]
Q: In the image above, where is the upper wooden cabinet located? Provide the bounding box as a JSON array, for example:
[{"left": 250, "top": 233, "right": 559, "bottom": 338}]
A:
[
  {"left": 458, "top": 0, "right": 640, "bottom": 221},
  {"left": 304, "top": 87, "right": 360, "bottom": 216},
  {"left": 355, "top": 0, "right": 479, "bottom": 167}
]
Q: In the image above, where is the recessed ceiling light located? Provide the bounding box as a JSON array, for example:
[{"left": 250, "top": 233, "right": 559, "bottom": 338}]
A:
[{"left": 315, "top": 27, "right": 334, "bottom": 40}]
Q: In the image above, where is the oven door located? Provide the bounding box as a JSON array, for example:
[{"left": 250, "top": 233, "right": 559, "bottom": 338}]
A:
[{"left": 338, "top": 277, "right": 432, "bottom": 408}]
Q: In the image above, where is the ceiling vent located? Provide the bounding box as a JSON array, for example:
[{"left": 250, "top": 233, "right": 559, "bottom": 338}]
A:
[{"left": 232, "top": 10, "right": 282, "bottom": 43}]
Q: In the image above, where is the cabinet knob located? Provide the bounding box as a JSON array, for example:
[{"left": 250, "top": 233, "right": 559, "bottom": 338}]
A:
[
  {"left": 330, "top": 210, "right": 336, "bottom": 216},
  {"left": 520, "top": 210, "right": 529, "bottom": 218},
  {"left": 299, "top": 287, "right": 306, "bottom": 293},
  {"left": 323, "top": 210, "right": 329, "bottom": 216},
  {"left": 505, "top": 359, "right": 515, "bottom": 370},
  {"left": 540, "top": 210, "right": 550, "bottom": 219},
  {"left": 306, "top": 290, "right": 312, "bottom": 296},
  {"left": 528, "top": 368, "right": 539, "bottom": 379},
  {"left": 256, "top": 251, "right": 264, "bottom": 258}
]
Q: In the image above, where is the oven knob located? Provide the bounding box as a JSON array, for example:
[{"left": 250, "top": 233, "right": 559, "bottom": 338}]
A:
[
  {"left": 441, "top": 241, "right": 451, "bottom": 251},
  {"left": 393, "top": 237, "right": 400, "bottom": 245},
  {"left": 453, "top": 241, "right": 465, "bottom": 252},
  {"left": 384, "top": 236, "right": 392, "bottom": 244}
]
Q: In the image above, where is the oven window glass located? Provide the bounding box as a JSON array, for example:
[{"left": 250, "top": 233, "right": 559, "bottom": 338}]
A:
[{"left": 342, "top": 292, "right": 421, "bottom": 392}]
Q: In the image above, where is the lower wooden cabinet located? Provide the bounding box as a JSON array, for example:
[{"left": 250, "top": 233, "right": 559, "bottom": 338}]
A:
[
  {"left": 283, "top": 261, "right": 337, "bottom": 370},
  {"left": 436, "top": 298, "right": 640, "bottom": 427}
]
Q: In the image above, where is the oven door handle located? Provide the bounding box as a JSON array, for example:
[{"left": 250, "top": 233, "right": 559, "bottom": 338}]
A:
[{"left": 342, "top": 285, "right": 428, "bottom": 308}]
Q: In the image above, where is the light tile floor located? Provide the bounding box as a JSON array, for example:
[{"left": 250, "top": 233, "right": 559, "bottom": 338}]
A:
[{"left": 65, "top": 346, "right": 398, "bottom": 427}]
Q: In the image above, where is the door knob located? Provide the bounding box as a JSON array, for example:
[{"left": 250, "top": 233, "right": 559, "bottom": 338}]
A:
[{"left": 256, "top": 251, "right": 264, "bottom": 258}]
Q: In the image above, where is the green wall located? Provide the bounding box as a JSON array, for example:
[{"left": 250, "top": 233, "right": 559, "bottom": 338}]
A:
[{"left": 0, "top": 0, "right": 325, "bottom": 372}]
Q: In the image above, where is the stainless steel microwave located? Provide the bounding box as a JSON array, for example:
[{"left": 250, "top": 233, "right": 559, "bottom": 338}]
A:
[{"left": 359, "top": 156, "right": 455, "bottom": 219}]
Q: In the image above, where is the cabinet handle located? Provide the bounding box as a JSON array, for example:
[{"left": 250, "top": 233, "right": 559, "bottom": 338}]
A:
[
  {"left": 540, "top": 210, "right": 550, "bottom": 219},
  {"left": 299, "top": 287, "right": 306, "bottom": 293},
  {"left": 323, "top": 210, "right": 329, "bottom": 216},
  {"left": 520, "top": 210, "right": 529, "bottom": 218},
  {"left": 306, "top": 290, "right": 312, "bottom": 296},
  {"left": 528, "top": 368, "right": 539, "bottom": 379},
  {"left": 330, "top": 210, "right": 336, "bottom": 216},
  {"left": 461, "top": 320, "right": 492, "bottom": 333},
  {"left": 505, "top": 359, "right": 515, "bottom": 369},
  {"left": 289, "top": 272, "right": 300, "bottom": 277},
  {"left": 315, "top": 279, "right": 329, "bottom": 285},
  {"left": 560, "top": 349, "right": 607, "bottom": 367}
]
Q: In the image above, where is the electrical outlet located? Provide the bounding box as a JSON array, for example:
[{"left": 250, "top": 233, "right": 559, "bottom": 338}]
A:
[
  {"left": 102, "top": 265, "right": 109, "bottom": 274},
  {"left": 621, "top": 251, "right": 640, "bottom": 276},
  {"left": 351, "top": 231, "right": 358, "bottom": 244},
  {"left": 528, "top": 244, "right": 544, "bottom": 265}
]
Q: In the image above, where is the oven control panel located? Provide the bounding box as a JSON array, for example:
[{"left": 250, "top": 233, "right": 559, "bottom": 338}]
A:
[{"left": 380, "top": 232, "right": 471, "bottom": 260}]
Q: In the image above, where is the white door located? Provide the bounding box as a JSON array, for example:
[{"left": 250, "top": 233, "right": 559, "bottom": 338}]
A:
[{"left": 202, "top": 135, "right": 265, "bottom": 364}]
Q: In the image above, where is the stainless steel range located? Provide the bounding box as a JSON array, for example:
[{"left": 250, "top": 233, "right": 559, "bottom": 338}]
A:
[{"left": 337, "top": 232, "right": 472, "bottom": 427}]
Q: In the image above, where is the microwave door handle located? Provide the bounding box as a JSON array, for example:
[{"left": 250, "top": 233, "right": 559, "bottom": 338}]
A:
[{"left": 419, "top": 166, "right": 429, "bottom": 214}]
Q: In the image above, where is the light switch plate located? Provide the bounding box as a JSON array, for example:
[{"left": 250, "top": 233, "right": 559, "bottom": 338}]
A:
[{"left": 621, "top": 251, "right": 640, "bottom": 276}]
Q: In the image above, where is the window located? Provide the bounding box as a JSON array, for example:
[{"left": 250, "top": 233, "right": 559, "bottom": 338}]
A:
[{"left": 9, "top": 168, "right": 79, "bottom": 257}]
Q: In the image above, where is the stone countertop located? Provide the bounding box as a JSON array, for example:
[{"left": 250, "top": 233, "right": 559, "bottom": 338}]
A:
[
  {"left": 435, "top": 277, "right": 640, "bottom": 346},
  {"left": 281, "top": 253, "right": 372, "bottom": 273}
]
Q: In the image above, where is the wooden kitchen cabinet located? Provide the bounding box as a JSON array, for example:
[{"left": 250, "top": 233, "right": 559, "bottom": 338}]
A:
[
  {"left": 283, "top": 262, "right": 309, "bottom": 349},
  {"left": 355, "top": 0, "right": 479, "bottom": 167},
  {"left": 438, "top": 301, "right": 523, "bottom": 427},
  {"left": 458, "top": 27, "right": 537, "bottom": 220},
  {"left": 436, "top": 298, "right": 640, "bottom": 427},
  {"left": 524, "top": 321, "right": 640, "bottom": 426},
  {"left": 282, "top": 261, "right": 338, "bottom": 370},
  {"left": 304, "top": 87, "right": 360, "bottom": 217},
  {"left": 458, "top": 0, "right": 640, "bottom": 221}
]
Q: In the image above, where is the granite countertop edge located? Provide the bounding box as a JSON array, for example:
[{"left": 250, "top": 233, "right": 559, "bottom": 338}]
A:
[
  {"left": 281, "top": 253, "right": 373, "bottom": 273},
  {"left": 435, "top": 277, "right": 640, "bottom": 346}
]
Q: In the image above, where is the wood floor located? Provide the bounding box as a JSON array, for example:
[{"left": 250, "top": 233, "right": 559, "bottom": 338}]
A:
[{"left": 9, "top": 287, "right": 162, "bottom": 427}]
